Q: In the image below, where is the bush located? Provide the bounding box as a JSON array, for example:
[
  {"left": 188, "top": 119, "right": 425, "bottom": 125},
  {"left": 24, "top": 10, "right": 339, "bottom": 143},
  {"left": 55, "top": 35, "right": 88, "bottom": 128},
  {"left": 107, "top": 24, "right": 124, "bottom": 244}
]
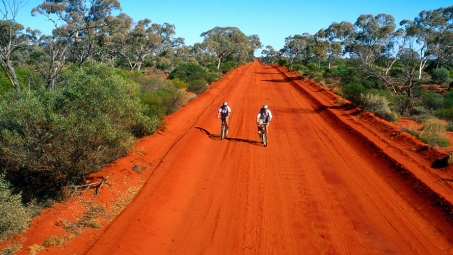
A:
[
  {"left": 0, "top": 68, "right": 43, "bottom": 95},
  {"left": 335, "top": 67, "right": 360, "bottom": 84},
  {"left": 0, "top": 176, "right": 33, "bottom": 242},
  {"left": 342, "top": 83, "right": 366, "bottom": 105},
  {"left": 140, "top": 87, "right": 187, "bottom": 119},
  {"left": 431, "top": 68, "right": 450, "bottom": 83},
  {"left": 187, "top": 79, "right": 208, "bottom": 95},
  {"left": 360, "top": 93, "right": 398, "bottom": 122},
  {"left": 291, "top": 64, "right": 305, "bottom": 72},
  {"left": 126, "top": 72, "right": 173, "bottom": 92},
  {"left": 219, "top": 61, "right": 238, "bottom": 74},
  {"left": 168, "top": 62, "right": 217, "bottom": 83},
  {"left": 0, "top": 63, "right": 160, "bottom": 201},
  {"left": 443, "top": 91, "right": 453, "bottom": 108},
  {"left": 418, "top": 118, "right": 450, "bottom": 147},
  {"left": 422, "top": 92, "right": 444, "bottom": 111},
  {"left": 447, "top": 122, "right": 453, "bottom": 132},
  {"left": 306, "top": 63, "right": 317, "bottom": 71},
  {"left": 277, "top": 59, "right": 287, "bottom": 66},
  {"left": 434, "top": 108, "right": 453, "bottom": 121},
  {"left": 389, "top": 67, "right": 404, "bottom": 77},
  {"left": 171, "top": 78, "right": 187, "bottom": 89}
]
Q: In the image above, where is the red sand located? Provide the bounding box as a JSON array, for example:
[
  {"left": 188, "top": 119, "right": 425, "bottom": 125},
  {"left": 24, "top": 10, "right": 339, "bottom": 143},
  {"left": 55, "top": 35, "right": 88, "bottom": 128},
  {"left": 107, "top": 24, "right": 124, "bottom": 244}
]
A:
[{"left": 9, "top": 60, "right": 453, "bottom": 254}]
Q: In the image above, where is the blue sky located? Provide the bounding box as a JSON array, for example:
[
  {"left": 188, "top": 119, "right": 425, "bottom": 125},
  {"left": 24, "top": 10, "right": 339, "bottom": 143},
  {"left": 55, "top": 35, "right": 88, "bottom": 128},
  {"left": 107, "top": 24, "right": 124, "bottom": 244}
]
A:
[{"left": 13, "top": 0, "right": 453, "bottom": 55}]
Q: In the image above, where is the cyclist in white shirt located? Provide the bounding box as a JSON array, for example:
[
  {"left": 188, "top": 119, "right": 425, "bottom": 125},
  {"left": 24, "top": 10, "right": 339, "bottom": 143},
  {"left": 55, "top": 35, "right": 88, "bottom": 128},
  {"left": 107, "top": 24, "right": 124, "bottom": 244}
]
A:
[
  {"left": 256, "top": 104, "right": 272, "bottom": 134},
  {"left": 217, "top": 101, "right": 231, "bottom": 129}
]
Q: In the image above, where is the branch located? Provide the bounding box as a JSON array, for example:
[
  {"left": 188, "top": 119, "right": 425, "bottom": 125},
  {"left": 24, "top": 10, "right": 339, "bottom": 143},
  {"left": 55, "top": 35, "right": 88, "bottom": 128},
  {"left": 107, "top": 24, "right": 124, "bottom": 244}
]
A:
[{"left": 70, "top": 172, "right": 114, "bottom": 197}]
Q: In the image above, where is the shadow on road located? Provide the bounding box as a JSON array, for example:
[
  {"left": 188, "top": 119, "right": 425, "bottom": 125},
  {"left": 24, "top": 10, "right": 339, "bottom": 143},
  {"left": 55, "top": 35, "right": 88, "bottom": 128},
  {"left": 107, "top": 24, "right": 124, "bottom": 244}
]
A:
[
  {"left": 195, "top": 127, "right": 264, "bottom": 147},
  {"left": 262, "top": 76, "right": 304, "bottom": 82}
]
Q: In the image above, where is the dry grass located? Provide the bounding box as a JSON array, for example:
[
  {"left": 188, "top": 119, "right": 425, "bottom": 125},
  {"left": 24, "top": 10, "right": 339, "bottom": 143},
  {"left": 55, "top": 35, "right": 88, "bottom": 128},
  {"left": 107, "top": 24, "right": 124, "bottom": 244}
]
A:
[
  {"left": 42, "top": 236, "right": 65, "bottom": 247},
  {"left": 418, "top": 118, "right": 450, "bottom": 147},
  {"left": 26, "top": 244, "right": 45, "bottom": 255}
]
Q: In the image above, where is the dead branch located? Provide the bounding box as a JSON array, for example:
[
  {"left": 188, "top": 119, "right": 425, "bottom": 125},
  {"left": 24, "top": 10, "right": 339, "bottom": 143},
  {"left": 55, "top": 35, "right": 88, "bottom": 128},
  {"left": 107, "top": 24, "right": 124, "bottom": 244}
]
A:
[{"left": 70, "top": 173, "right": 114, "bottom": 197}]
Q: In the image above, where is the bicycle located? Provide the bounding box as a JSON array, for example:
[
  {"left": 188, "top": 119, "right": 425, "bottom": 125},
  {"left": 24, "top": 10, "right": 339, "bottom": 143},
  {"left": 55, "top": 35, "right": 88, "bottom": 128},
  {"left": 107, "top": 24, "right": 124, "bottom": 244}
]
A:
[
  {"left": 220, "top": 117, "right": 229, "bottom": 140},
  {"left": 257, "top": 121, "right": 268, "bottom": 147}
]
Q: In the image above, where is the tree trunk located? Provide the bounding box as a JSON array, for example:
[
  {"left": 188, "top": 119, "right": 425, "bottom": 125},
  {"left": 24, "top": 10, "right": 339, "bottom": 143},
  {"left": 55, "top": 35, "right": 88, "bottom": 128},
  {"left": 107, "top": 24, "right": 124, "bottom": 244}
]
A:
[{"left": 6, "top": 62, "right": 21, "bottom": 92}]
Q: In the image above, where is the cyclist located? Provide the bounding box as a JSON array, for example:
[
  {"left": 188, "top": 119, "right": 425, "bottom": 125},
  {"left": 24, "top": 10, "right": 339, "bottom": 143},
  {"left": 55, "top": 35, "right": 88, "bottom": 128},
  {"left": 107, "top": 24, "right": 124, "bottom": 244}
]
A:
[
  {"left": 217, "top": 101, "right": 231, "bottom": 129},
  {"left": 256, "top": 104, "right": 272, "bottom": 134}
]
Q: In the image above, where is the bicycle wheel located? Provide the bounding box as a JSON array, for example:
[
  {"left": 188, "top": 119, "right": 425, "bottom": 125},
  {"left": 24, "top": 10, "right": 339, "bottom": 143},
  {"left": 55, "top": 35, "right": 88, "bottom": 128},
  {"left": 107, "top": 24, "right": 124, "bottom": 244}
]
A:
[
  {"left": 262, "top": 132, "right": 268, "bottom": 147},
  {"left": 220, "top": 123, "right": 225, "bottom": 140}
]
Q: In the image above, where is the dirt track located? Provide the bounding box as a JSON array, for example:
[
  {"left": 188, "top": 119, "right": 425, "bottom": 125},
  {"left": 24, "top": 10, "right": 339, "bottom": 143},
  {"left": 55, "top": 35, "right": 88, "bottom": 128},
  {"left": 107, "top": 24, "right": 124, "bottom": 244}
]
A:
[{"left": 15, "top": 60, "right": 453, "bottom": 254}]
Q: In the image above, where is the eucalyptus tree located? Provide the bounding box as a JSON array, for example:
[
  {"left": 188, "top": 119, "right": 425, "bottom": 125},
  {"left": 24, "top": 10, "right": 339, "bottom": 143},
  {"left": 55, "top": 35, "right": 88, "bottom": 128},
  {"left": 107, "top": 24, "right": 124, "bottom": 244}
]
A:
[
  {"left": 409, "top": 6, "right": 453, "bottom": 69},
  {"left": 317, "top": 21, "right": 354, "bottom": 68},
  {"left": 118, "top": 19, "right": 183, "bottom": 71},
  {"left": 379, "top": 27, "right": 408, "bottom": 76},
  {"left": 248, "top": 34, "right": 262, "bottom": 60},
  {"left": 397, "top": 5, "right": 453, "bottom": 79},
  {"left": 0, "top": 0, "right": 28, "bottom": 92},
  {"left": 120, "top": 18, "right": 156, "bottom": 71},
  {"left": 261, "top": 45, "right": 279, "bottom": 64},
  {"left": 400, "top": 18, "right": 434, "bottom": 80},
  {"left": 30, "top": 31, "right": 69, "bottom": 90},
  {"left": 310, "top": 31, "right": 330, "bottom": 68},
  {"left": 32, "top": 0, "right": 121, "bottom": 66},
  {"left": 151, "top": 23, "right": 186, "bottom": 71},
  {"left": 173, "top": 44, "right": 197, "bottom": 64},
  {"left": 200, "top": 26, "right": 253, "bottom": 69},
  {"left": 191, "top": 42, "right": 215, "bottom": 67},
  {"left": 280, "top": 33, "right": 315, "bottom": 65},
  {"left": 346, "top": 14, "right": 396, "bottom": 66}
]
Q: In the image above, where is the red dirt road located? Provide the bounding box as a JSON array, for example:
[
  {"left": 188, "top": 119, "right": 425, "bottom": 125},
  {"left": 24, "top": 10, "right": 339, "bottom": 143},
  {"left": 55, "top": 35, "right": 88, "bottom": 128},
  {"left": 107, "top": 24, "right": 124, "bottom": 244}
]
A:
[{"left": 15, "top": 60, "right": 453, "bottom": 254}]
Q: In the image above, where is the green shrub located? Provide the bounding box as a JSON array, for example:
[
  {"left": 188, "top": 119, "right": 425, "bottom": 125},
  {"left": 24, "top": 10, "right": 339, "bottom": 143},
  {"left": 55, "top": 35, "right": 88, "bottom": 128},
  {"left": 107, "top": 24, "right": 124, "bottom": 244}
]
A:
[
  {"left": 219, "top": 61, "right": 238, "bottom": 74},
  {"left": 0, "top": 176, "right": 33, "bottom": 242},
  {"left": 422, "top": 93, "right": 444, "bottom": 110},
  {"left": 141, "top": 76, "right": 173, "bottom": 92},
  {"left": 0, "top": 68, "right": 43, "bottom": 95},
  {"left": 444, "top": 91, "right": 453, "bottom": 108},
  {"left": 126, "top": 72, "right": 173, "bottom": 92},
  {"left": 187, "top": 79, "right": 208, "bottom": 95},
  {"left": 168, "top": 62, "right": 217, "bottom": 83},
  {"left": 277, "top": 59, "right": 287, "bottom": 66},
  {"left": 335, "top": 67, "right": 360, "bottom": 84},
  {"left": 342, "top": 83, "right": 366, "bottom": 105},
  {"left": 291, "top": 64, "right": 305, "bottom": 72},
  {"left": 0, "top": 63, "right": 160, "bottom": 201},
  {"left": 171, "top": 78, "right": 187, "bottom": 89},
  {"left": 389, "top": 67, "right": 404, "bottom": 77},
  {"left": 140, "top": 87, "right": 187, "bottom": 119},
  {"left": 306, "top": 63, "right": 317, "bottom": 70},
  {"left": 323, "top": 68, "right": 337, "bottom": 78},
  {"left": 142, "top": 60, "right": 155, "bottom": 68},
  {"left": 422, "top": 92, "right": 444, "bottom": 111},
  {"left": 406, "top": 128, "right": 420, "bottom": 138},
  {"left": 434, "top": 108, "right": 453, "bottom": 121},
  {"left": 314, "top": 77, "right": 323, "bottom": 83},
  {"left": 155, "top": 57, "right": 173, "bottom": 71},
  {"left": 431, "top": 68, "right": 450, "bottom": 83}
]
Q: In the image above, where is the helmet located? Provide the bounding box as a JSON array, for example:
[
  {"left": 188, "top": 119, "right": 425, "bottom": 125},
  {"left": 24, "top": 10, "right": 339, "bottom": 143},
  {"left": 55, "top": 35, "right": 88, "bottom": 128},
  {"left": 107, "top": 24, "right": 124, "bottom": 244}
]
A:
[
  {"left": 262, "top": 104, "right": 268, "bottom": 110},
  {"left": 223, "top": 102, "right": 228, "bottom": 106}
]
